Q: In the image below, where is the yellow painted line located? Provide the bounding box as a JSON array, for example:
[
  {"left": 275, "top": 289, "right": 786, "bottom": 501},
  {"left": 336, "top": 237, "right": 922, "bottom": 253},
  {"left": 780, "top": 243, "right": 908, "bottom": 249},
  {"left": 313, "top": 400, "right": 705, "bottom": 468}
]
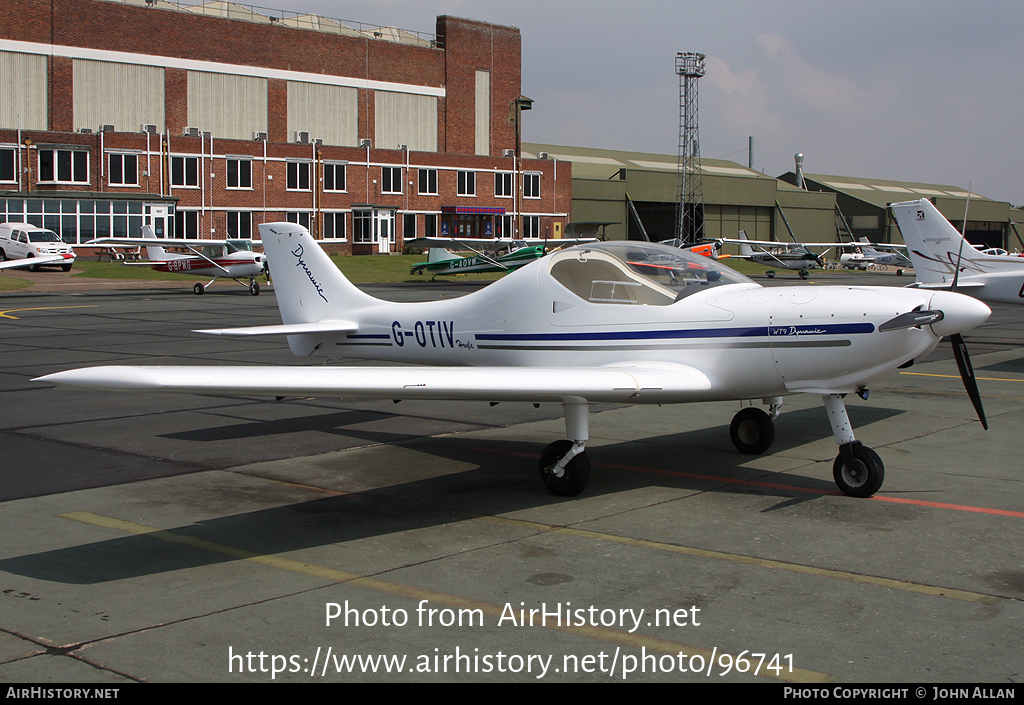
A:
[
  {"left": 900, "top": 371, "right": 1024, "bottom": 382},
  {"left": 474, "top": 516, "right": 1000, "bottom": 606},
  {"left": 60, "top": 510, "right": 830, "bottom": 683},
  {"left": 0, "top": 305, "right": 97, "bottom": 320}
]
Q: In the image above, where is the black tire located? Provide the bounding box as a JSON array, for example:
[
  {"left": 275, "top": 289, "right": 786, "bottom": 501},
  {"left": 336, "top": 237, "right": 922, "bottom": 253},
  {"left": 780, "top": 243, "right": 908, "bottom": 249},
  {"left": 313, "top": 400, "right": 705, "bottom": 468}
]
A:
[
  {"left": 729, "top": 407, "right": 775, "bottom": 454},
  {"left": 27, "top": 255, "right": 39, "bottom": 272},
  {"left": 538, "top": 440, "right": 591, "bottom": 497},
  {"left": 250, "top": 280, "right": 260, "bottom": 296},
  {"left": 61, "top": 263, "right": 72, "bottom": 272},
  {"left": 766, "top": 271, "right": 775, "bottom": 278},
  {"left": 194, "top": 283, "right": 204, "bottom": 295},
  {"left": 799, "top": 270, "right": 809, "bottom": 279},
  {"left": 896, "top": 269, "right": 904, "bottom": 276},
  {"left": 0, "top": 250, "right": 7, "bottom": 261},
  {"left": 833, "top": 444, "right": 885, "bottom": 497}
]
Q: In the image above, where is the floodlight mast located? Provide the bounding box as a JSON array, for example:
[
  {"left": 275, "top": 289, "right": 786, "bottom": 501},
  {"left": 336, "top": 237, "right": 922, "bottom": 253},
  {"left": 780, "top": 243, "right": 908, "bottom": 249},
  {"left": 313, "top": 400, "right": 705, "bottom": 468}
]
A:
[{"left": 675, "top": 52, "right": 706, "bottom": 244}]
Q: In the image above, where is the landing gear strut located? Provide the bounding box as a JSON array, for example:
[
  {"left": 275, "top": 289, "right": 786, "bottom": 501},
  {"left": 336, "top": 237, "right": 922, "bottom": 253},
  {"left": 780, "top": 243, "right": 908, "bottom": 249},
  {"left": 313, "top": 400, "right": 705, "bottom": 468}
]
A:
[
  {"left": 823, "top": 393, "right": 884, "bottom": 497},
  {"left": 539, "top": 397, "right": 591, "bottom": 497}
]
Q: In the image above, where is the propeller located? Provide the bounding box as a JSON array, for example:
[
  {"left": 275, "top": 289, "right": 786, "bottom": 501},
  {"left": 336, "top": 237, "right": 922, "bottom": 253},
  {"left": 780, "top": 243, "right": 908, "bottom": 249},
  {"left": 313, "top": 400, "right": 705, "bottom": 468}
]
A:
[
  {"left": 951, "top": 331, "right": 988, "bottom": 430},
  {"left": 946, "top": 186, "right": 988, "bottom": 429}
]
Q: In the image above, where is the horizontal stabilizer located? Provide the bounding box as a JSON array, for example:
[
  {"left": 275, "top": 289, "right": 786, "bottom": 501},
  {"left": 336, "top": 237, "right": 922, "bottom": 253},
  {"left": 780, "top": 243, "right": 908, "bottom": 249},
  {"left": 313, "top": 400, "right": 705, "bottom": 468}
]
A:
[
  {"left": 35, "top": 362, "right": 711, "bottom": 404},
  {"left": 195, "top": 321, "right": 358, "bottom": 336}
]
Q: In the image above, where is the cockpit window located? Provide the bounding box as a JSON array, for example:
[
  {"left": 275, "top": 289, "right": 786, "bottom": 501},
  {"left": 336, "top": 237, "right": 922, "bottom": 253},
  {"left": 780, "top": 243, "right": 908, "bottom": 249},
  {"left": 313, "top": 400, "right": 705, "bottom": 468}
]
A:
[
  {"left": 549, "top": 241, "right": 752, "bottom": 306},
  {"left": 227, "top": 239, "right": 253, "bottom": 253}
]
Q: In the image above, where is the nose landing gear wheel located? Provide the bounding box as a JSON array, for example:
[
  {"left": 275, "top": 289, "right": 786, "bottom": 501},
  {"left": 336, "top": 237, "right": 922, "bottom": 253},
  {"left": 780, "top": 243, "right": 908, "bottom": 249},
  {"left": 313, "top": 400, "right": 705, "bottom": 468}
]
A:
[
  {"left": 833, "top": 443, "right": 884, "bottom": 497},
  {"left": 250, "top": 280, "right": 260, "bottom": 296},
  {"left": 539, "top": 440, "right": 591, "bottom": 497}
]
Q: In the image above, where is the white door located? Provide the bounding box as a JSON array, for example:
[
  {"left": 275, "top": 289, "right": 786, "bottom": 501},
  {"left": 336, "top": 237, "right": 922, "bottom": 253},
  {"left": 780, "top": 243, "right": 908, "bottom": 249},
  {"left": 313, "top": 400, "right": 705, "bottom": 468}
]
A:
[
  {"left": 375, "top": 209, "right": 394, "bottom": 254},
  {"left": 146, "top": 205, "right": 169, "bottom": 239}
]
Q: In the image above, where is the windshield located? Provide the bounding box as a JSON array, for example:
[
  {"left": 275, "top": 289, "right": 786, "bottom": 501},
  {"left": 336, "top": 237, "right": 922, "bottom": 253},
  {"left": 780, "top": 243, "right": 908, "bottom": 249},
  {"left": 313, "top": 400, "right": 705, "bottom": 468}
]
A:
[
  {"left": 227, "top": 239, "right": 254, "bottom": 253},
  {"left": 28, "top": 230, "right": 62, "bottom": 243},
  {"left": 549, "top": 240, "right": 753, "bottom": 306}
]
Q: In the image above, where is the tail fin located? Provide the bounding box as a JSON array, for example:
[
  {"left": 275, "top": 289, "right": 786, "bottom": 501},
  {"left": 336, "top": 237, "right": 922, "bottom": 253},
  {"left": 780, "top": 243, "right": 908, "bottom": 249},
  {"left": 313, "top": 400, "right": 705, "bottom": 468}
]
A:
[
  {"left": 891, "top": 199, "right": 978, "bottom": 285},
  {"left": 737, "top": 230, "right": 754, "bottom": 257},
  {"left": 140, "top": 224, "right": 167, "bottom": 261},
  {"left": 258, "top": 221, "right": 378, "bottom": 326},
  {"left": 427, "top": 248, "right": 455, "bottom": 263}
]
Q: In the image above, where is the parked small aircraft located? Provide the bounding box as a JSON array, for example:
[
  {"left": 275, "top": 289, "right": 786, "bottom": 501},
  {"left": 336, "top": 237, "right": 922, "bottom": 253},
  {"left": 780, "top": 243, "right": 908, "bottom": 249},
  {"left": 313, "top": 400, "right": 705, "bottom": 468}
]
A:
[
  {"left": 892, "top": 199, "right": 1024, "bottom": 304},
  {"left": 38, "top": 224, "right": 991, "bottom": 499},
  {"left": 86, "top": 226, "right": 266, "bottom": 295},
  {"left": 837, "top": 238, "right": 911, "bottom": 274},
  {"left": 409, "top": 239, "right": 547, "bottom": 278},
  {"left": 718, "top": 231, "right": 823, "bottom": 278}
]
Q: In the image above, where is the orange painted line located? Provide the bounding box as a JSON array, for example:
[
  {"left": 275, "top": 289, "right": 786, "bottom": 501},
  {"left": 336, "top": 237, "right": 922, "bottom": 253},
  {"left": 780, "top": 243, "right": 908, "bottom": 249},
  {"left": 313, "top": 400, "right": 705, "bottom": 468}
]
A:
[{"left": 475, "top": 448, "right": 1024, "bottom": 519}]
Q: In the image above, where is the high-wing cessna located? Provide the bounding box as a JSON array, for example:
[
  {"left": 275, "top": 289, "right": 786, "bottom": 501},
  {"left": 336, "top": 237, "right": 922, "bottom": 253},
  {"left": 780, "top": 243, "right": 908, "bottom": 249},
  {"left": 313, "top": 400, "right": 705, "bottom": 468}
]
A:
[
  {"left": 892, "top": 198, "right": 1024, "bottom": 304},
  {"left": 717, "top": 230, "right": 823, "bottom": 279},
  {"left": 408, "top": 239, "right": 548, "bottom": 278},
  {"left": 37, "top": 223, "right": 991, "bottom": 499},
  {"left": 405, "top": 236, "right": 596, "bottom": 279},
  {"left": 87, "top": 226, "right": 266, "bottom": 295},
  {"left": 837, "top": 238, "right": 911, "bottom": 274}
]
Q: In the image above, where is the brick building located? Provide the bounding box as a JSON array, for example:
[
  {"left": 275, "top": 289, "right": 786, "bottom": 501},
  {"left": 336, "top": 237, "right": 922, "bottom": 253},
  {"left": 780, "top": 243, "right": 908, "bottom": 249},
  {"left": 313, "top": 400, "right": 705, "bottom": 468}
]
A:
[{"left": 0, "top": 0, "right": 571, "bottom": 253}]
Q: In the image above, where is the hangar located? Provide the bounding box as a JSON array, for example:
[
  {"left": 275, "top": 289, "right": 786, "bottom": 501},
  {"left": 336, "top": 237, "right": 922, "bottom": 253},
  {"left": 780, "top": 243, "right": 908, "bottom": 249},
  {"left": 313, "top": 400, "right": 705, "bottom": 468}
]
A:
[
  {"left": 778, "top": 171, "right": 1023, "bottom": 251},
  {"left": 524, "top": 143, "right": 837, "bottom": 249},
  {"left": 0, "top": 0, "right": 571, "bottom": 253}
]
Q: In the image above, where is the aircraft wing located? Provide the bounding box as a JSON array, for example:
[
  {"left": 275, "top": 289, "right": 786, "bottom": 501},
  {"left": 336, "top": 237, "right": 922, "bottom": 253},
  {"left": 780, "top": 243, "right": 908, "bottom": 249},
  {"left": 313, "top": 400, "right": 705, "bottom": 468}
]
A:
[
  {"left": 195, "top": 321, "right": 358, "bottom": 336},
  {"left": 34, "top": 361, "right": 711, "bottom": 403},
  {"left": 403, "top": 236, "right": 597, "bottom": 250},
  {"left": 82, "top": 238, "right": 262, "bottom": 247},
  {"left": 905, "top": 281, "right": 985, "bottom": 290},
  {"left": 717, "top": 238, "right": 841, "bottom": 249},
  {"left": 0, "top": 255, "right": 66, "bottom": 270}
]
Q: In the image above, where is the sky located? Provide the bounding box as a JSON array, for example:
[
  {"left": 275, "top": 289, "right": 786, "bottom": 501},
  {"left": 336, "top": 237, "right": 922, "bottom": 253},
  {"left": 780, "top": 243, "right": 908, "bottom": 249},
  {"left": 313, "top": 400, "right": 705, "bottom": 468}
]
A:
[{"left": 244, "top": 0, "right": 1023, "bottom": 205}]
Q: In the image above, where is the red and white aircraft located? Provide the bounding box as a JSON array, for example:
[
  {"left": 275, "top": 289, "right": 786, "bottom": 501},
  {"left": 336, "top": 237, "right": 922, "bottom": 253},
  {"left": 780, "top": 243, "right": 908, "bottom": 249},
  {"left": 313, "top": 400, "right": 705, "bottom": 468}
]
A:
[{"left": 87, "top": 226, "right": 266, "bottom": 295}]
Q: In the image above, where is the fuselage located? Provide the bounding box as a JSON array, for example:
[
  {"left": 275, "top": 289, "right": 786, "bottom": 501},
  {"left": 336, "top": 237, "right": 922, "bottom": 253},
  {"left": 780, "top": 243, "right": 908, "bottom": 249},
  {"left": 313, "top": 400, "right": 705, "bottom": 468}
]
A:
[{"left": 307, "top": 245, "right": 972, "bottom": 403}]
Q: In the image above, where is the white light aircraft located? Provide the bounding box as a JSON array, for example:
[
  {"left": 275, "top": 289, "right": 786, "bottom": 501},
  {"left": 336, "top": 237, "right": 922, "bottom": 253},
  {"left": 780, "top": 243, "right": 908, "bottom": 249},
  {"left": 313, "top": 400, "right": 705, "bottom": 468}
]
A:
[
  {"left": 892, "top": 198, "right": 1024, "bottom": 304},
  {"left": 87, "top": 226, "right": 266, "bottom": 295},
  {"left": 837, "top": 238, "right": 911, "bottom": 274},
  {"left": 717, "top": 231, "right": 823, "bottom": 279},
  {"left": 37, "top": 223, "right": 991, "bottom": 498}
]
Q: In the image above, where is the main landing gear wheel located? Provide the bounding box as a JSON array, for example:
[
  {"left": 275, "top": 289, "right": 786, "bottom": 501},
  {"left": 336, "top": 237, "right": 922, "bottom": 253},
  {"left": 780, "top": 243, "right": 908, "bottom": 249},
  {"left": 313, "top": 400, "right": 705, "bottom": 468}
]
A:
[
  {"left": 250, "top": 280, "right": 260, "bottom": 296},
  {"left": 194, "top": 283, "right": 205, "bottom": 295},
  {"left": 730, "top": 407, "right": 775, "bottom": 454},
  {"left": 539, "top": 440, "right": 591, "bottom": 497},
  {"left": 799, "top": 270, "right": 809, "bottom": 279},
  {"left": 766, "top": 270, "right": 776, "bottom": 278},
  {"left": 832, "top": 442, "right": 885, "bottom": 498}
]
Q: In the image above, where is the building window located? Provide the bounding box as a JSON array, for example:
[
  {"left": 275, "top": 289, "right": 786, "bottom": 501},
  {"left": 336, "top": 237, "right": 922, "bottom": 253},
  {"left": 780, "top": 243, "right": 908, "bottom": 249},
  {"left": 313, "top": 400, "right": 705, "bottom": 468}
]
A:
[
  {"left": 523, "top": 215, "right": 539, "bottom": 238},
  {"left": 226, "top": 158, "right": 252, "bottom": 189},
  {"left": 457, "top": 170, "right": 476, "bottom": 196},
  {"left": 418, "top": 168, "right": 437, "bottom": 195},
  {"left": 174, "top": 210, "right": 199, "bottom": 239},
  {"left": 524, "top": 173, "right": 541, "bottom": 199},
  {"left": 323, "top": 212, "right": 346, "bottom": 240},
  {"left": 171, "top": 156, "right": 199, "bottom": 187},
  {"left": 495, "top": 172, "right": 513, "bottom": 198},
  {"left": 286, "top": 212, "right": 311, "bottom": 229},
  {"left": 39, "top": 149, "right": 89, "bottom": 184},
  {"left": 381, "top": 166, "right": 402, "bottom": 194},
  {"left": 353, "top": 210, "right": 374, "bottom": 243},
  {"left": 108, "top": 153, "right": 138, "bottom": 186},
  {"left": 324, "top": 163, "right": 346, "bottom": 192},
  {"left": 226, "top": 211, "right": 252, "bottom": 239},
  {"left": 424, "top": 214, "right": 437, "bottom": 238},
  {"left": 1, "top": 149, "right": 15, "bottom": 183},
  {"left": 287, "top": 161, "right": 311, "bottom": 191},
  {"left": 498, "top": 215, "right": 514, "bottom": 239}
]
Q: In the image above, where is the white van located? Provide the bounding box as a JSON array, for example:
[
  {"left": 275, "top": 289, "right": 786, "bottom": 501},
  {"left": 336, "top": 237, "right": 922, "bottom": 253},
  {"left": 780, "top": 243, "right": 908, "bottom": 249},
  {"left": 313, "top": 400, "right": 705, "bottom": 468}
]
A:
[{"left": 0, "top": 223, "right": 76, "bottom": 271}]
